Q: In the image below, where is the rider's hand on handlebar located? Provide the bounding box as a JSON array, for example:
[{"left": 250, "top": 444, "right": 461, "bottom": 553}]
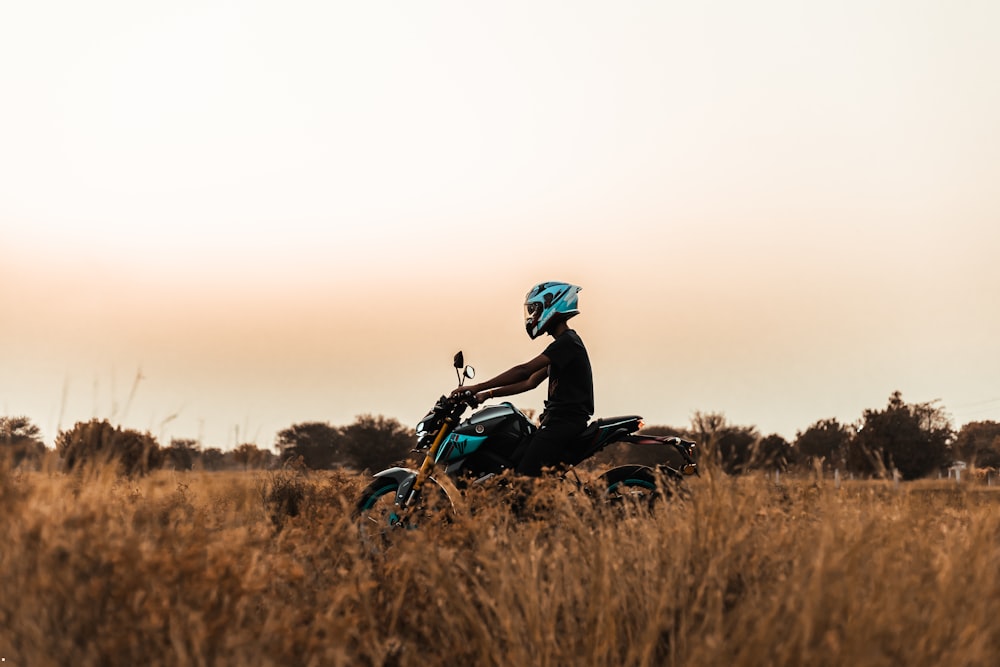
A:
[
  {"left": 450, "top": 387, "right": 474, "bottom": 400},
  {"left": 449, "top": 387, "right": 486, "bottom": 407}
]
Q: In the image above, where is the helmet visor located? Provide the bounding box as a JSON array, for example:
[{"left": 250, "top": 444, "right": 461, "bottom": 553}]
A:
[{"left": 524, "top": 301, "right": 542, "bottom": 326}]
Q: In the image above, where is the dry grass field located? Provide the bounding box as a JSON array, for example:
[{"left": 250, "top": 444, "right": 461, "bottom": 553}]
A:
[{"left": 2, "top": 460, "right": 1000, "bottom": 666}]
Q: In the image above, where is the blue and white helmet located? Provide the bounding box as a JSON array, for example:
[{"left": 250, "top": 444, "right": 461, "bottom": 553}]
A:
[{"left": 524, "top": 282, "right": 582, "bottom": 339}]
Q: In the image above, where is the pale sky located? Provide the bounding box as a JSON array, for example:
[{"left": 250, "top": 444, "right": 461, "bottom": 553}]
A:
[{"left": 2, "top": 0, "right": 998, "bottom": 449}]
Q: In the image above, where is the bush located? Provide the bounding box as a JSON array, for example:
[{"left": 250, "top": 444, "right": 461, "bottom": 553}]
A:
[
  {"left": 164, "top": 438, "right": 199, "bottom": 471},
  {"left": 55, "top": 419, "right": 163, "bottom": 477},
  {"left": 0, "top": 416, "right": 46, "bottom": 468},
  {"left": 259, "top": 469, "right": 309, "bottom": 530}
]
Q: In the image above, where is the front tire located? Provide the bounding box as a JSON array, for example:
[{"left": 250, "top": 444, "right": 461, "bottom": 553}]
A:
[
  {"left": 355, "top": 477, "right": 403, "bottom": 522},
  {"left": 354, "top": 477, "right": 407, "bottom": 549},
  {"left": 354, "top": 476, "right": 453, "bottom": 548}
]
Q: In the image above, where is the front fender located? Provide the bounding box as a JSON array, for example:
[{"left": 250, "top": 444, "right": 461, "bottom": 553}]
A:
[
  {"left": 371, "top": 466, "right": 418, "bottom": 506},
  {"left": 371, "top": 466, "right": 456, "bottom": 509}
]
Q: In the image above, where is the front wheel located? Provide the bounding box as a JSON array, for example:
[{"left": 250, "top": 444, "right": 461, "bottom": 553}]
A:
[
  {"left": 354, "top": 476, "right": 405, "bottom": 526},
  {"left": 354, "top": 477, "right": 409, "bottom": 551},
  {"left": 354, "top": 476, "right": 453, "bottom": 548}
]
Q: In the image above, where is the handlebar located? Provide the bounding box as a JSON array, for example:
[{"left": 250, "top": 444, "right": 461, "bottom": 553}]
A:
[
  {"left": 452, "top": 390, "right": 480, "bottom": 409},
  {"left": 439, "top": 391, "right": 480, "bottom": 414}
]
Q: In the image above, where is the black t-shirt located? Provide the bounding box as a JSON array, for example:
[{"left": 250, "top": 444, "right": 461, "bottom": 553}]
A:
[{"left": 542, "top": 329, "right": 594, "bottom": 419}]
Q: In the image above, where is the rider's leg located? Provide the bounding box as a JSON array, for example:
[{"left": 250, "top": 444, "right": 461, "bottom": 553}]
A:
[{"left": 515, "top": 415, "right": 588, "bottom": 477}]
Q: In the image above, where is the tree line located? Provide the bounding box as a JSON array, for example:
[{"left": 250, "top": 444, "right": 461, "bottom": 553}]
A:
[
  {"left": 0, "top": 414, "right": 416, "bottom": 477},
  {"left": 594, "top": 391, "right": 997, "bottom": 481},
  {"left": 3, "top": 392, "right": 999, "bottom": 480}
]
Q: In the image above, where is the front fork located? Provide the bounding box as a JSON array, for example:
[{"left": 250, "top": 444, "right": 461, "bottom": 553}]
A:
[{"left": 402, "top": 418, "right": 454, "bottom": 508}]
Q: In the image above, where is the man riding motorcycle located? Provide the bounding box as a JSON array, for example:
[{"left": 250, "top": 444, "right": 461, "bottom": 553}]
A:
[{"left": 452, "top": 281, "right": 592, "bottom": 476}]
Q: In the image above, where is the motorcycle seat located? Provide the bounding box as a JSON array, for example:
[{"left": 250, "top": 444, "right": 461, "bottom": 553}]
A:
[{"left": 569, "top": 415, "right": 644, "bottom": 458}]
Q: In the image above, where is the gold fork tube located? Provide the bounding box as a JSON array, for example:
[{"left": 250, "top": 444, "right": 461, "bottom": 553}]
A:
[{"left": 406, "top": 419, "right": 453, "bottom": 504}]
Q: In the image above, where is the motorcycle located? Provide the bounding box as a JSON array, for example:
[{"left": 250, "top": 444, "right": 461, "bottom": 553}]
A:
[{"left": 354, "top": 352, "right": 698, "bottom": 528}]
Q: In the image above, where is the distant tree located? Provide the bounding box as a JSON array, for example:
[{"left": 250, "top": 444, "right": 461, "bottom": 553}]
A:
[
  {"left": 952, "top": 421, "right": 1000, "bottom": 468},
  {"left": 689, "top": 411, "right": 727, "bottom": 471},
  {"left": 690, "top": 411, "right": 727, "bottom": 445},
  {"left": 276, "top": 422, "right": 345, "bottom": 470},
  {"left": 200, "top": 447, "right": 226, "bottom": 471},
  {"left": 0, "top": 416, "right": 46, "bottom": 467},
  {"left": 848, "top": 391, "right": 952, "bottom": 480},
  {"left": 164, "top": 438, "right": 199, "bottom": 471},
  {"left": 341, "top": 414, "right": 415, "bottom": 472},
  {"left": 55, "top": 419, "right": 162, "bottom": 476},
  {"left": 232, "top": 442, "right": 271, "bottom": 470},
  {"left": 688, "top": 412, "right": 762, "bottom": 474},
  {"left": 756, "top": 434, "right": 793, "bottom": 471},
  {"left": 716, "top": 425, "right": 762, "bottom": 474},
  {"left": 795, "top": 418, "right": 854, "bottom": 471}
]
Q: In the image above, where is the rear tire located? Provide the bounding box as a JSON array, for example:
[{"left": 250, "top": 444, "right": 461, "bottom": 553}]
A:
[{"left": 599, "top": 465, "right": 660, "bottom": 510}]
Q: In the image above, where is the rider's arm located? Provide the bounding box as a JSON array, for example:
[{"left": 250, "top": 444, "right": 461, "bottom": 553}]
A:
[
  {"left": 453, "top": 353, "right": 550, "bottom": 400},
  {"left": 487, "top": 367, "right": 547, "bottom": 402}
]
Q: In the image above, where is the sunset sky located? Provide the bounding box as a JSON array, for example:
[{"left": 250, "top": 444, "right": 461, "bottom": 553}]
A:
[{"left": 3, "top": 1, "right": 998, "bottom": 450}]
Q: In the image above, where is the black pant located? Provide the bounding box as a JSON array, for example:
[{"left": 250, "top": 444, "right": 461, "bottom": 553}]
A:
[{"left": 515, "top": 413, "right": 589, "bottom": 477}]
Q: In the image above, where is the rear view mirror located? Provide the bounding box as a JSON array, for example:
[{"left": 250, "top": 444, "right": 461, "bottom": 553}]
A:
[
  {"left": 454, "top": 351, "right": 464, "bottom": 369},
  {"left": 465, "top": 367, "right": 475, "bottom": 380}
]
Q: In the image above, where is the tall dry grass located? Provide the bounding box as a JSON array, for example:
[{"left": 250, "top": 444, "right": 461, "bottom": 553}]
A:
[{"left": 2, "top": 459, "right": 999, "bottom": 666}]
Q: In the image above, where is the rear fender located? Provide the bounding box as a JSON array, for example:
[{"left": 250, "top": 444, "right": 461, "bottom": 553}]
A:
[
  {"left": 620, "top": 434, "right": 690, "bottom": 446},
  {"left": 620, "top": 434, "right": 698, "bottom": 463}
]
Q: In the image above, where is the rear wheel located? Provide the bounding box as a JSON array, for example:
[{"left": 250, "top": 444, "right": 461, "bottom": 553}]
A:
[{"left": 599, "top": 465, "right": 660, "bottom": 511}]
